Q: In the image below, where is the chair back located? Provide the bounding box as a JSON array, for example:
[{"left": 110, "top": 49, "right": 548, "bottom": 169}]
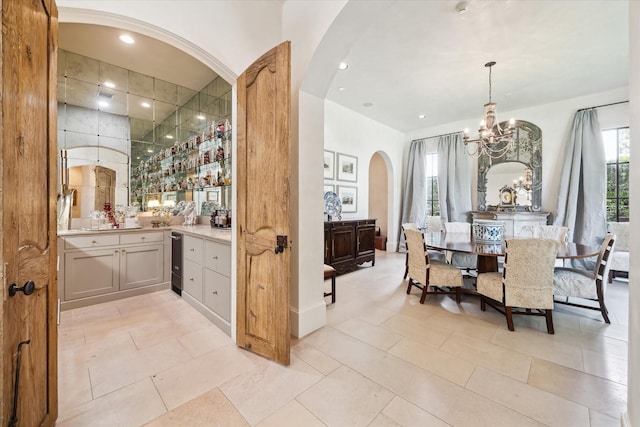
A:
[
  {"left": 503, "top": 238, "right": 560, "bottom": 309},
  {"left": 425, "top": 216, "right": 443, "bottom": 233},
  {"left": 594, "top": 234, "right": 616, "bottom": 294},
  {"left": 518, "top": 225, "right": 569, "bottom": 242},
  {"left": 607, "top": 222, "right": 628, "bottom": 251},
  {"left": 443, "top": 222, "right": 470, "bottom": 234},
  {"left": 402, "top": 223, "right": 417, "bottom": 232},
  {"left": 404, "top": 228, "right": 429, "bottom": 279}
]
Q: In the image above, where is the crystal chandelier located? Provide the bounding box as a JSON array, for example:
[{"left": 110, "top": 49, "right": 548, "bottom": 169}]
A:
[
  {"left": 513, "top": 167, "right": 533, "bottom": 201},
  {"left": 463, "top": 61, "right": 516, "bottom": 158}
]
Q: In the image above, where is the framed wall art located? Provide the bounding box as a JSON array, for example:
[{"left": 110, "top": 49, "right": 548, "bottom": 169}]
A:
[
  {"left": 323, "top": 184, "right": 335, "bottom": 194},
  {"left": 337, "top": 185, "right": 357, "bottom": 213},
  {"left": 323, "top": 150, "right": 335, "bottom": 180},
  {"left": 337, "top": 152, "right": 357, "bottom": 182}
]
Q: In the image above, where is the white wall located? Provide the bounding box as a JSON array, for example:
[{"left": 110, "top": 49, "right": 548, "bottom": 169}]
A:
[
  {"left": 405, "top": 87, "right": 629, "bottom": 221},
  {"left": 324, "top": 100, "right": 405, "bottom": 248}
]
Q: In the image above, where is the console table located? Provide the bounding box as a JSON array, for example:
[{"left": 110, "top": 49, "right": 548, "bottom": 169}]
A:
[
  {"left": 471, "top": 211, "right": 550, "bottom": 237},
  {"left": 324, "top": 219, "right": 376, "bottom": 275}
]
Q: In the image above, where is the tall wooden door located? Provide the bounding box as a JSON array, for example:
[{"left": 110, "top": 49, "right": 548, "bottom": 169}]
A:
[
  {"left": 1, "top": 1, "right": 59, "bottom": 426},
  {"left": 237, "top": 42, "right": 291, "bottom": 365}
]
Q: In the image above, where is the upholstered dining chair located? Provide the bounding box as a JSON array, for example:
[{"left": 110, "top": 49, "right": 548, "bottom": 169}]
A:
[
  {"left": 553, "top": 234, "right": 616, "bottom": 323},
  {"left": 402, "top": 222, "right": 445, "bottom": 279},
  {"left": 442, "top": 221, "right": 477, "bottom": 276},
  {"left": 477, "top": 238, "right": 560, "bottom": 334},
  {"left": 404, "top": 228, "right": 463, "bottom": 304},
  {"left": 519, "top": 225, "right": 569, "bottom": 242}
]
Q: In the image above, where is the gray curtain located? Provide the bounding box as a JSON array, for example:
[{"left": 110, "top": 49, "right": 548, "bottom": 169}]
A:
[
  {"left": 553, "top": 109, "right": 607, "bottom": 266},
  {"left": 437, "top": 133, "right": 472, "bottom": 223},
  {"left": 398, "top": 139, "right": 429, "bottom": 251}
]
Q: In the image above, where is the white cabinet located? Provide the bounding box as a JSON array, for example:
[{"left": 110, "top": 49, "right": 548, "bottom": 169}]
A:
[
  {"left": 180, "top": 233, "right": 231, "bottom": 336},
  {"left": 59, "top": 230, "right": 169, "bottom": 310}
]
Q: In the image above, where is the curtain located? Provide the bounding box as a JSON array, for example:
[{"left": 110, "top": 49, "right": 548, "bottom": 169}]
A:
[
  {"left": 553, "top": 109, "right": 607, "bottom": 267},
  {"left": 437, "top": 133, "right": 472, "bottom": 223},
  {"left": 398, "top": 139, "right": 429, "bottom": 251}
]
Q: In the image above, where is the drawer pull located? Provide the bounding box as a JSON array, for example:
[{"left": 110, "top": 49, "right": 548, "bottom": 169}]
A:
[
  {"left": 92, "top": 240, "right": 97, "bottom": 244},
  {"left": 141, "top": 237, "right": 146, "bottom": 240},
  {"left": 115, "top": 250, "right": 119, "bottom": 254},
  {"left": 189, "top": 278, "right": 194, "bottom": 281},
  {"left": 190, "top": 248, "right": 195, "bottom": 252},
  {"left": 212, "top": 290, "right": 218, "bottom": 295},
  {"left": 212, "top": 256, "right": 218, "bottom": 260}
]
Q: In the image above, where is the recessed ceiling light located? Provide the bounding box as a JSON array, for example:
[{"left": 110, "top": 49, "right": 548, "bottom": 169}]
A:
[
  {"left": 337, "top": 87, "right": 345, "bottom": 91},
  {"left": 197, "top": 115, "right": 205, "bottom": 120},
  {"left": 147, "top": 149, "right": 153, "bottom": 153},
  {"left": 136, "top": 156, "right": 140, "bottom": 160},
  {"left": 141, "top": 102, "right": 151, "bottom": 108},
  {"left": 456, "top": 1, "right": 469, "bottom": 14},
  {"left": 363, "top": 102, "right": 373, "bottom": 107},
  {"left": 338, "top": 62, "right": 349, "bottom": 70},
  {"left": 98, "top": 100, "right": 109, "bottom": 108},
  {"left": 119, "top": 34, "right": 135, "bottom": 44},
  {"left": 103, "top": 81, "right": 115, "bottom": 89},
  {"left": 165, "top": 135, "right": 174, "bottom": 139},
  {"left": 418, "top": 114, "right": 426, "bottom": 119}
]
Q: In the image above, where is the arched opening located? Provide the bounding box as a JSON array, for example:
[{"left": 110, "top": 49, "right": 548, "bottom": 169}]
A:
[{"left": 368, "top": 151, "right": 394, "bottom": 250}]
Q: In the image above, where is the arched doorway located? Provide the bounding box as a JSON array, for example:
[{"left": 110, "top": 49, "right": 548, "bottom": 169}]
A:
[{"left": 368, "top": 151, "right": 393, "bottom": 250}]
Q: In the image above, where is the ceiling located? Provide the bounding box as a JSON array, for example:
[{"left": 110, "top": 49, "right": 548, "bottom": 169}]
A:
[
  {"left": 59, "top": 1, "right": 629, "bottom": 136},
  {"left": 306, "top": 0, "right": 629, "bottom": 133}
]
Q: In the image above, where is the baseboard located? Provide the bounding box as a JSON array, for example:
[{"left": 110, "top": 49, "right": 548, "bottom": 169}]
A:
[
  {"left": 60, "top": 282, "right": 170, "bottom": 311},
  {"left": 290, "top": 300, "right": 327, "bottom": 338}
]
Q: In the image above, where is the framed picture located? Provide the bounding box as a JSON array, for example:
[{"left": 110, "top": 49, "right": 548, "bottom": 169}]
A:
[
  {"left": 337, "top": 185, "right": 357, "bottom": 213},
  {"left": 323, "top": 184, "right": 335, "bottom": 194},
  {"left": 337, "top": 152, "right": 357, "bottom": 182},
  {"left": 323, "top": 150, "right": 335, "bottom": 180}
]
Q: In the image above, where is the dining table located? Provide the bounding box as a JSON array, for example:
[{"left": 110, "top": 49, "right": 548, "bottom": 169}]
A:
[{"left": 423, "top": 232, "right": 600, "bottom": 273}]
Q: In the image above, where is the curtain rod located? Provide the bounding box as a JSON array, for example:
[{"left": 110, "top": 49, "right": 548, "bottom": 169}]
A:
[
  {"left": 577, "top": 100, "right": 628, "bottom": 112},
  {"left": 413, "top": 130, "right": 463, "bottom": 143}
]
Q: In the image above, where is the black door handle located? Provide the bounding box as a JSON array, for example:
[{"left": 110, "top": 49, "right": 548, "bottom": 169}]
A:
[{"left": 8, "top": 281, "right": 35, "bottom": 297}]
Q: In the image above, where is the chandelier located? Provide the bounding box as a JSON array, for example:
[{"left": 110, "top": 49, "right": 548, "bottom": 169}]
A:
[
  {"left": 463, "top": 61, "right": 516, "bottom": 158},
  {"left": 513, "top": 167, "right": 533, "bottom": 201}
]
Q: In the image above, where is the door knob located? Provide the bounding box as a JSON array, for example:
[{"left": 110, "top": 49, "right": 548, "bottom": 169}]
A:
[{"left": 9, "top": 281, "right": 35, "bottom": 297}]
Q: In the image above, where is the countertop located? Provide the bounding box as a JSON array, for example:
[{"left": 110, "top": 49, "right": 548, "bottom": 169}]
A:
[{"left": 58, "top": 224, "right": 232, "bottom": 244}]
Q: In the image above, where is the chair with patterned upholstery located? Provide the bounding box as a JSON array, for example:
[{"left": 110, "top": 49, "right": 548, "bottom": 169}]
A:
[
  {"left": 402, "top": 222, "right": 445, "bottom": 279},
  {"left": 477, "top": 238, "right": 560, "bottom": 334},
  {"left": 404, "top": 228, "right": 463, "bottom": 304},
  {"left": 443, "top": 221, "right": 477, "bottom": 276},
  {"left": 607, "top": 222, "right": 628, "bottom": 283},
  {"left": 553, "top": 234, "right": 616, "bottom": 323}
]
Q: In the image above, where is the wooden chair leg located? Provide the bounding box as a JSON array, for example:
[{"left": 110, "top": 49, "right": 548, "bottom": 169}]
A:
[
  {"left": 505, "top": 306, "right": 515, "bottom": 331},
  {"left": 480, "top": 296, "right": 486, "bottom": 311},
  {"left": 403, "top": 253, "right": 409, "bottom": 280},
  {"left": 419, "top": 284, "right": 428, "bottom": 304},
  {"left": 331, "top": 276, "right": 336, "bottom": 304},
  {"left": 545, "top": 309, "right": 554, "bottom": 334},
  {"left": 406, "top": 278, "right": 413, "bottom": 294},
  {"left": 596, "top": 281, "right": 611, "bottom": 324},
  {"left": 455, "top": 287, "right": 461, "bottom": 304},
  {"left": 608, "top": 270, "right": 614, "bottom": 284}
]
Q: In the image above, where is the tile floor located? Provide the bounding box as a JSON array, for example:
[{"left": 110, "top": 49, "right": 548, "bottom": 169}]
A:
[{"left": 57, "top": 250, "right": 629, "bottom": 426}]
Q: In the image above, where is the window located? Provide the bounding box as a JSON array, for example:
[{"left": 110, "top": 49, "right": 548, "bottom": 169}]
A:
[
  {"left": 425, "top": 153, "right": 439, "bottom": 216},
  {"left": 603, "top": 127, "right": 629, "bottom": 222}
]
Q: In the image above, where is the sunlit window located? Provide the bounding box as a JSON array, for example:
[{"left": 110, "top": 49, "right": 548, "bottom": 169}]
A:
[
  {"left": 603, "top": 127, "right": 629, "bottom": 222},
  {"left": 425, "top": 153, "right": 439, "bottom": 216}
]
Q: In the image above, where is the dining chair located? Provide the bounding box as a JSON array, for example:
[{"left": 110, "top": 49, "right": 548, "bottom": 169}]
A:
[
  {"left": 607, "top": 222, "right": 628, "bottom": 282},
  {"left": 443, "top": 222, "right": 478, "bottom": 276},
  {"left": 402, "top": 223, "right": 445, "bottom": 279},
  {"left": 553, "top": 234, "right": 616, "bottom": 323},
  {"left": 404, "top": 228, "right": 463, "bottom": 304},
  {"left": 519, "top": 225, "right": 569, "bottom": 242},
  {"left": 477, "top": 238, "right": 560, "bottom": 333}
]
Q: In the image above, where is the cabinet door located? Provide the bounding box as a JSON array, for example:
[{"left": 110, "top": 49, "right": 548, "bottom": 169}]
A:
[
  {"left": 330, "top": 224, "right": 356, "bottom": 263},
  {"left": 183, "top": 258, "right": 203, "bottom": 301},
  {"left": 119, "top": 243, "right": 164, "bottom": 290},
  {"left": 204, "top": 268, "right": 231, "bottom": 321},
  {"left": 204, "top": 240, "right": 231, "bottom": 277},
  {"left": 65, "top": 249, "right": 119, "bottom": 300},
  {"left": 324, "top": 223, "right": 331, "bottom": 264},
  {"left": 357, "top": 221, "right": 376, "bottom": 257}
]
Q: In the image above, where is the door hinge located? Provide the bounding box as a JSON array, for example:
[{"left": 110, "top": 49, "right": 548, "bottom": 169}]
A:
[{"left": 275, "top": 235, "right": 288, "bottom": 254}]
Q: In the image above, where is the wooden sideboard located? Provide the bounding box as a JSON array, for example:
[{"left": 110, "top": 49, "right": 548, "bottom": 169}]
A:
[{"left": 324, "top": 219, "right": 376, "bottom": 275}]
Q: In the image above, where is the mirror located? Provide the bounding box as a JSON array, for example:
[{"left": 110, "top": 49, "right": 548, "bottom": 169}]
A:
[
  {"left": 57, "top": 47, "right": 231, "bottom": 219},
  {"left": 477, "top": 120, "right": 542, "bottom": 211}
]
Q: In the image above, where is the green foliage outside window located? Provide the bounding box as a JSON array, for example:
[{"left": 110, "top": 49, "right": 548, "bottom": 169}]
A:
[{"left": 604, "top": 127, "right": 629, "bottom": 222}]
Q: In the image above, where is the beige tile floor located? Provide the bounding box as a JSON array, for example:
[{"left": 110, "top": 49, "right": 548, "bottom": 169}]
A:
[{"left": 57, "top": 250, "right": 629, "bottom": 426}]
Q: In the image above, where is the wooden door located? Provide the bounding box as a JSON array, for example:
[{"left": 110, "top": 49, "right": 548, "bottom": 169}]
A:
[
  {"left": 1, "top": 0, "right": 59, "bottom": 426},
  {"left": 94, "top": 166, "right": 116, "bottom": 211},
  {"left": 236, "top": 42, "right": 291, "bottom": 365}
]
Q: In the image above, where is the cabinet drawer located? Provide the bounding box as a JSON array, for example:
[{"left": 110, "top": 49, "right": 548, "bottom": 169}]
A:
[
  {"left": 64, "top": 234, "right": 119, "bottom": 249},
  {"left": 204, "top": 240, "right": 231, "bottom": 277},
  {"left": 120, "top": 231, "right": 164, "bottom": 245},
  {"left": 183, "top": 259, "right": 203, "bottom": 301},
  {"left": 204, "top": 268, "right": 230, "bottom": 321},
  {"left": 184, "top": 235, "right": 204, "bottom": 264}
]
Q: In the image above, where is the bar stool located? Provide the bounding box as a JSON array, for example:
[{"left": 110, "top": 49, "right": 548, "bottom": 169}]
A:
[{"left": 323, "top": 264, "right": 336, "bottom": 304}]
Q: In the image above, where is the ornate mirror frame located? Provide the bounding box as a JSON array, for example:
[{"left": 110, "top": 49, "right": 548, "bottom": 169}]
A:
[{"left": 477, "top": 120, "right": 542, "bottom": 211}]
